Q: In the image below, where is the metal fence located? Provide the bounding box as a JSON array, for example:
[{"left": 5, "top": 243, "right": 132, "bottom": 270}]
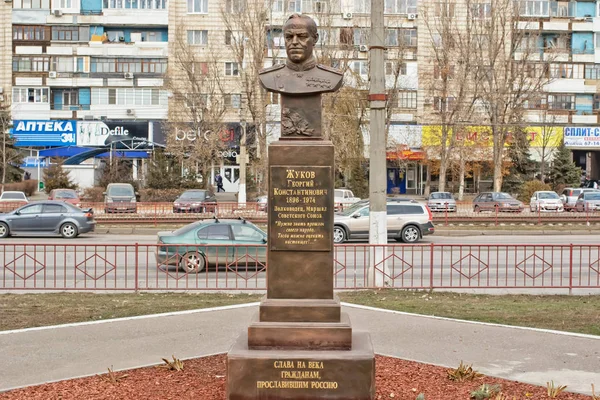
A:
[
  {"left": 2, "top": 243, "right": 599, "bottom": 291},
  {"left": 3, "top": 201, "right": 600, "bottom": 226}
]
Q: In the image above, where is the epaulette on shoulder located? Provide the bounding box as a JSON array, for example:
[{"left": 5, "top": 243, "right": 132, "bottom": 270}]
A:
[
  {"left": 317, "top": 64, "right": 343, "bottom": 75},
  {"left": 259, "top": 64, "right": 285, "bottom": 74}
]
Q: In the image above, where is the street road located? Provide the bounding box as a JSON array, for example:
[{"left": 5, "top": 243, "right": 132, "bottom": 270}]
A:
[{"left": 1, "top": 234, "right": 598, "bottom": 292}]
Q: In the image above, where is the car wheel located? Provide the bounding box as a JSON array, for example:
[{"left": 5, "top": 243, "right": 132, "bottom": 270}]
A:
[
  {"left": 0, "top": 222, "right": 9, "bottom": 238},
  {"left": 333, "top": 226, "right": 347, "bottom": 244},
  {"left": 179, "top": 252, "right": 206, "bottom": 273},
  {"left": 401, "top": 225, "right": 420, "bottom": 243},
  {"left": 60, "top": 222, "right": 78, "bottom": 239},
  {"left": 474, "top": 205, "right": 481, "bottom": 213}
]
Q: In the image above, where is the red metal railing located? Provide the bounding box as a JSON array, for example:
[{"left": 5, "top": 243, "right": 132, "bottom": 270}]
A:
[{"left": 1, "top": 243, "right": 599, "bottom": 291}]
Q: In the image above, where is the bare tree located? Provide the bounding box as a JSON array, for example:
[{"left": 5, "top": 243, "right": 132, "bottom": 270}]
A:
[
  {"left": 420, "top": 0, "right": 478, "bottom": 192},
  {"left": 164, "top": 24, "right": 228, "bottom": 188},
  {"left": 470, "top": 0, "right": 558, "bottom": 191},
  {"left": 0, "top": 104, "right": 22, "bottom": 192},
  {"left": 530, "top": 111, "right": 562, "bottom": 182}
]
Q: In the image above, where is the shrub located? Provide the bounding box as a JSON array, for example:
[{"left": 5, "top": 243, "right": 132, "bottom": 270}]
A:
[
  {"left": 2, "top": 180, "right": 38, "bottom": 196},
  {"left": 81, "top": 187, "right": 105, "bottom": 202},
  {"left": 43, "top": 163, "right": 77, "bottom": 194},
  {"left": 518, "top": 180, "right": 551, "bottom": 202}
]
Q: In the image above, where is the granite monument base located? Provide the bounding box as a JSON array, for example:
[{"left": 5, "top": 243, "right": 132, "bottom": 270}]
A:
[{"left": 227, "top": 332, "right": 375, "bottom": 400}]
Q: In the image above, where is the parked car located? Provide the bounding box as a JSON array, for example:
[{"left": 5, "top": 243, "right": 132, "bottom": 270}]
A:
[
  {"left": 472, "top": 192, "right": 524, "bottom": 213},
  {"left": 48, "top": 189, "right": 81, "bottom": 207},
  {"left": 427, "top": 192, "right": 457, "bottom": 212},
  {"left": 173, "top": 189, "right": 216, "bottom": 213},
  {"left": 529, "top": 191, "right": 563, "bottom": 212},
  {"left": 334, "top": 189, "right": 361, "bottom": 211},
  {"left": 256, "top": 195, "right": 268, "bottom": 212},
  {"left": 104, "top": 183, "right": 138, "bottom": 213},
  {"left": 560, "top": 188, "right": 599, "bottom": 211},
  {"left": 333, "top": 199, "right": 434, "bottom": 244},
  {"left": 0, "top": 200, "right": 95, "bottom": 239},
  {"left": 156, "top": 218, "right": 267, "bottom": 273},
  {"left": 575, "top": 191, "right": 600, "bottom": 212},
  {"left": 0, "top": 191, "right": 28, "bottom": 203}
]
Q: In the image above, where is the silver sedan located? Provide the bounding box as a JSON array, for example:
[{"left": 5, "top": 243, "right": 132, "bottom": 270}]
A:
[{"left": 0, "top": 200, "right": 96, "bottom": 239}]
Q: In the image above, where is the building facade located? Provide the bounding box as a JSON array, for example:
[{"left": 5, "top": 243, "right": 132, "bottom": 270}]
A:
[{"left": 9, "top": 0, "right": 169, "bottom": 187}]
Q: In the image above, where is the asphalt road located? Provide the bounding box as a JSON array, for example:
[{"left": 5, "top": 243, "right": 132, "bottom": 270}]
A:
[{"left": 1, "top": 234, "right": 598, "bottom": 292}]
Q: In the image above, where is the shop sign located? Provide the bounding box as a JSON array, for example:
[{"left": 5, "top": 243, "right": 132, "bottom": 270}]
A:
[
  {"left": 77, "top": 120, "right": 151, "bottom": 147},
  {"left": 564, "top": 126, "right": 600, "bottom": 148},
  {"left": 12, "top": 120, "right": 77, "bottom": 147},
  {"left": 422, "top": 125, "right": 563, "bottom": 148}
]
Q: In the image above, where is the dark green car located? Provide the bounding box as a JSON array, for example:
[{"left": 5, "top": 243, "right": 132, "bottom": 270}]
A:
[{"left": 156, "top": 218, "right": 267, "bottom": 273}]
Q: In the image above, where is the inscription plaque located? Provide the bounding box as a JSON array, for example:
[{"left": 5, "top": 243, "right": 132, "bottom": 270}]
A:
[{"left": 270, "top": 165, "right": 333, "bottom": 252}]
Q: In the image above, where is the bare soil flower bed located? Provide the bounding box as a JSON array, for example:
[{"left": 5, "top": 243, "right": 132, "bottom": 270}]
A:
[{"left": 0, "top": 354, "right": 592, "bottom": 399}]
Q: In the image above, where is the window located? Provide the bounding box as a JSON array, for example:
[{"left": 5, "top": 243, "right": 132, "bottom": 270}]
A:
[
  {"left": 267, "top": 28, "right": 284, "bottom": 49},
  {"left": 316, "top": 28, "right": 329, "bottom": 45},
  {"left": 548, "top": 94, "right": 574, "bottom": 110},
  {"left": 225, "top": 62, "right": 239, "bottom": 76},
  {"left": 43, "top": 204, "right": 66, "bottom": 214},
  {"left": 519, "top": 0, "right": 550, "bottom": 16},
  {"left": 225, "top": 30, "right": 232, "bottom": 45},
  {"left": 90, "top": 57, "right": 167, "bottom": 74},
  {"left": 13, "top": 87, "right": 49, "bottom": 103},
  {"left": 400, "top": 28, "right": 417, "bottom": 47},
  {"left": 550, "top": 1, "right": 575, "bottom": 17},
  {"left": 435, "top": 1, "right": 455, "bottom": 17},
  {"left": 471, "top": 2, "right": 491, "bottom": 18},
  {"left": 351, "top": 60, "right": 368, "bottom": 76},
  {"left": 340, "top": 28, "right": 353, "bottom": 48},
  {"left": 196, "top": 225, "right": 231, "bottom": 240},
  {"left": 593, "top": 94, "right": 600, "bottom": 110},
  {"left": 226, "top": 0, "right": 245, "bottom": 12},
  {"left": 524, "top": 97, "right": 546, "bottom": 109},
  {"left": 192, "top": 62, "right": 209, "bottom": 75},
  {"left": 12, "top": 0, "right": 50, "bottom": 8},
  {"left": 13, "top": 26, "right": 49, "bottom": 41},
  {"left": 397, "top": 91, "right": 417, "bottom": 109},
  {"left": 385, "top": 61, "right": 407, "bottom": 76},
  {"left": 550, "top": 63, "right": 583, "bottom": 79},
  {"left": 225, "top": 94, "right": 241, "bottom": 108},
  {"left": 63, "top": 90, "right": 79, "bottom": 106},
  {"left": 354, "top": 0, "right": 370, "bottom": 13},
  {"left": 272, "top": 0, "right": 284, "bottom": 12},
  {"left": 287, "top": 0, "right": 301, "bottom": 12},
  {"left": 353, "top": 28, "right": 368, "bottom": 45},
  {"left": 433, "top": 96, "right": 455, "bottom": 112},
  {"left": 19, "top": 204, "right": 43, "bottom": 215},
  {"left": 585, "top": 65, "right": 600, "bottom": 79},
  {"left": 12, "top": 56, "right": 50, "bottom": 72},
  {"left": 51, "top": 57, "right": 75, "bottom": 72},
  {"left": 314, "top": 0, "right": 327, "bottom": 12},
  {"left": 232, "top": 224, "right": 263, "bottom": 241},
  {"left": 92, "top": 88, "right": 167, "bottom": 106},
  {"left": 104, "top": 0, "right": 167, "bottom": 8},
  {"left": 52, "top": 26, "right": 89, "bottom": 41},
  {"left": 57, "top": 0, "right": 72, "bottom": 8},
  {"left": 187, "top": 0, "right": 208, "bottom": 13},
  {"left": 187, "top": 30, "right": 208, "bottom": 45},
  {"left": 385, "top": 0, "right": 417, "bottom": 14},
  {"left": 385, "top": 29, "right": 398, "bottom": 46}
]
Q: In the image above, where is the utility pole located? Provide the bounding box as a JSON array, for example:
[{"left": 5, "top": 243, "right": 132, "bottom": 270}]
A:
[
  {"left": 368, "top": 0, "right": 389, "bottom": 286},
  {"left": 238, "top": 94, "right": 247, "bottom": 205}
]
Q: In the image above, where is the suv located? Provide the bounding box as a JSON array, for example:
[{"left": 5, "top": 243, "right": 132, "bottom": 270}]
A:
[
  {"left": 104, "top": 183, "right": 138, "bottom": 213},
  {"left": 561, "top": 188, "right": 599, "bottom": 211},
  {"left": 333, "top": 199, "right": 434, "bottom": 243}
]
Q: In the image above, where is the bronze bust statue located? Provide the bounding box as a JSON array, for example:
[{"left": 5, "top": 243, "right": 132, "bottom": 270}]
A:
[{"left": 259, "top": 14, "right": 343, "bottom": 138}]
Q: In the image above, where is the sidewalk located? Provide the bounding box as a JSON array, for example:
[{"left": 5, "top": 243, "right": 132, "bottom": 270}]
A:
[{"left": 1, "top": 303, "right": 598, "bottom": 395}]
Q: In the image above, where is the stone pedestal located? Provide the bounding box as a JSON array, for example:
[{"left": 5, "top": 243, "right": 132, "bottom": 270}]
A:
[{"left": 226, "top": 138, "right": 374, "bottom": 398}]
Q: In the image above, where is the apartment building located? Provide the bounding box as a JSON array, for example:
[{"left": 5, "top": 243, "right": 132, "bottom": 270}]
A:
[
  {"left": 0, "top": 0, "right": 11, "bottom": 106},
  {"left": 9, "top": 0, "right": 169, "bottom": 186},
  {"left": 167, "top": 0, "right": 423, "bottom": 193}
]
